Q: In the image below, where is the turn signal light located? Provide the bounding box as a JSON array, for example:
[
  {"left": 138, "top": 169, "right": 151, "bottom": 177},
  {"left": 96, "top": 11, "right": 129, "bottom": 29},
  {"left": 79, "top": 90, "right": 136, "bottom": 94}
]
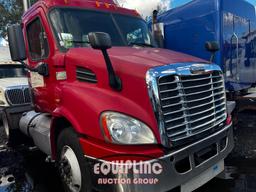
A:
[{"left": 101, "top": 115, "right": 113, "bottom": 142}]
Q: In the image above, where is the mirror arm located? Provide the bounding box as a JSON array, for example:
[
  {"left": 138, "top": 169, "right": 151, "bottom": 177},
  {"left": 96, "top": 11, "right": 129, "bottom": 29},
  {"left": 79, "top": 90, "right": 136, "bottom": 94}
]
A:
[
  {"left": 20, "top": 60, "right": 36, "bottom": 72},
  {"left": 101, "top": 49, "right": 122, "bottom": 91},
  {"left": 20, "top": 61, "right": 49, "bottom": 77},
  {"left": 210, "top": 53, "right": 215, "bottom": 63}
]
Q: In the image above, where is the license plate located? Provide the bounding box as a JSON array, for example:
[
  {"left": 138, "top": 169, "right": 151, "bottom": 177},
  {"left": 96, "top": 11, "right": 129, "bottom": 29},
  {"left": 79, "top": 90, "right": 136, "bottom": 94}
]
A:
[{"left": 181, "top": 160, "right": 224, "bottom": 192}]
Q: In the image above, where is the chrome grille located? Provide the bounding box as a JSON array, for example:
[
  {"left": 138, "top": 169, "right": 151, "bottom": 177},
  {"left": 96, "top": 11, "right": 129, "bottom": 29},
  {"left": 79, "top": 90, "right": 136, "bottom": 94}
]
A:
[
  {"left": 146, "top": 63, "right": 228, "bottom": 147},
  {"left": 6, "top": 87, "right": 32, "bottom": 105},
  {"left": 158, "top": 71, "right": 226, "bottom": 143}
]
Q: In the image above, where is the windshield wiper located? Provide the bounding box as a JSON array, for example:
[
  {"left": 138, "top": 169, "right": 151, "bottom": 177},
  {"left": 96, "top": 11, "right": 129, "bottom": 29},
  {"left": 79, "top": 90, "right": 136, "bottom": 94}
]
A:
[
  {"left": 128, "top": 42, "right": 155, "bottom": 48},
  {"left": 68, "top": 40, "right": 90, "bottom": 44}
]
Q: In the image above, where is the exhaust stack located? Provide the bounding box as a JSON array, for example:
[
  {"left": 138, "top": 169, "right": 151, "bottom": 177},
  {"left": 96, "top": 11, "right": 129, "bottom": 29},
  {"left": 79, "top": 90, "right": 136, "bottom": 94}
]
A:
[{"left": 152, "top": 10, "right": 165, "bottom": 48}]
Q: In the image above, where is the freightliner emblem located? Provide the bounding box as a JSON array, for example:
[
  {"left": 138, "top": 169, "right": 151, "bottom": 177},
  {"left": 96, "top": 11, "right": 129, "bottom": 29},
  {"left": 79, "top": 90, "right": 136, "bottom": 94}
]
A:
[{"left": 190, "top": 65, "right": 207, "bottom": 74}]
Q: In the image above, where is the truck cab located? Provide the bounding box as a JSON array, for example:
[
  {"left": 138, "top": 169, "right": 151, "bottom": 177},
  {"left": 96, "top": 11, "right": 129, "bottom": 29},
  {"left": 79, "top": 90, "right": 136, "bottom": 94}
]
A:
[{"left": 4, "top": 0, "right": 233, "bottom": 192}]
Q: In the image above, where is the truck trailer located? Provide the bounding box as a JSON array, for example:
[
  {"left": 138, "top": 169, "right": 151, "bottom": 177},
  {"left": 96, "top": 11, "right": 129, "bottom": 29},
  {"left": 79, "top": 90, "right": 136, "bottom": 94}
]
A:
[
  {"left": 3, "top": 0, "right": 233, "bottom": 191},
  {"left": 153, "top": 0, "right": 256, "bottom": 93}
]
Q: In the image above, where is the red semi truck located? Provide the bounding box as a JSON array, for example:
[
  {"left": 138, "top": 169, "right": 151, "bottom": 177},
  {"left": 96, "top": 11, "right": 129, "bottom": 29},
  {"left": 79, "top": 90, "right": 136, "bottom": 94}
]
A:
[{"left": 3, "top": 0, "right": 233, "bottom": 191}]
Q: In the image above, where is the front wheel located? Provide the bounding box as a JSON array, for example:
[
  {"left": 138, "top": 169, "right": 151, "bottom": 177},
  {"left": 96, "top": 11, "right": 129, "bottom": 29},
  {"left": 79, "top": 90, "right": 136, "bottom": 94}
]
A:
[{"left": 57, "top": 128, "right": 92, "bottom": 192}]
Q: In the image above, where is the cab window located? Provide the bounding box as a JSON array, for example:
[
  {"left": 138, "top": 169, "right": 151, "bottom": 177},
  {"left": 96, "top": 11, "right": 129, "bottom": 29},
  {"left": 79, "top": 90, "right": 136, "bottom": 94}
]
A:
[{"left": 26, "top": 18, "right": 49, "bottom": 60}]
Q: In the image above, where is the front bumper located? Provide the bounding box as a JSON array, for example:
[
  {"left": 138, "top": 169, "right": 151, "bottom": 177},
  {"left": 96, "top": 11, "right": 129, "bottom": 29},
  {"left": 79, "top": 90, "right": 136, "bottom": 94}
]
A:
[{"left": 86, "top": 124, "right": 233, "bottom": 192}]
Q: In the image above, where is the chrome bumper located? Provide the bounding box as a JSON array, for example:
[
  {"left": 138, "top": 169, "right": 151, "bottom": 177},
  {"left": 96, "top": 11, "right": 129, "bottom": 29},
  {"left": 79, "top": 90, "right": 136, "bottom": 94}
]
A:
[{"left": 86, "top": 124, "right": 233, "bottom": 192}]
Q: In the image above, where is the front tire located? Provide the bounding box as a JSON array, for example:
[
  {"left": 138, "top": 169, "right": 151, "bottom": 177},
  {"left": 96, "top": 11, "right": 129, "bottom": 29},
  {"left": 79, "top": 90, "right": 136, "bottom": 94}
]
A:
[{"left": 57, "top": 128, "right": 92, "bottom": 192}]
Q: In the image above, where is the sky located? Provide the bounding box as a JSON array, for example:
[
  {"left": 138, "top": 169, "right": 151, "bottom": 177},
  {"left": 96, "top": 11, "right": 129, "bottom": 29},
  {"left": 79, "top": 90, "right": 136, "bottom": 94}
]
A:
[
  {"left": 117, "top": 0, "right": 170, "bottom": 17},
  {"left": 118, "top": 0, "right": 256, "bottom": 17}
]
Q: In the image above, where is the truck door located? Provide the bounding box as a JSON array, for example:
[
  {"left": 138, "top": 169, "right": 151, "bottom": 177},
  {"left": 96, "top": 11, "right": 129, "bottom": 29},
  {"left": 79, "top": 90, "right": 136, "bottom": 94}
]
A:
[
  {"left": 223, "top": 12, "right": 249, "bottom": 87},
  {"left": 233, "top": 16, "right": 250, "bottom": 83},
  {"left": 25, "top": 8, "right": 56, "bottom": 112}
]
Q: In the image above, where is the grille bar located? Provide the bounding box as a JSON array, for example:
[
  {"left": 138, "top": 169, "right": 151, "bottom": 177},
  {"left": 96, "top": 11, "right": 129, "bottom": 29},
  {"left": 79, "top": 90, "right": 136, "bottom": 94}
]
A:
[
  {"left": 167, "top": 117, "right": 226, "bottom": 140},
  {"left": 158, "top": 75, "right": 222, "bottom": 86}
]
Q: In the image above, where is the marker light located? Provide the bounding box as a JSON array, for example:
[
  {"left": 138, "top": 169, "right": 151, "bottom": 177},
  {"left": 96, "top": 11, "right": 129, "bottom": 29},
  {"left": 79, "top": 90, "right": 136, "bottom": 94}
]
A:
[
  {"left": 95, "top": 1, "right": 100, "bottom": 7},
  {"left": 105, "top": 3, "right": 110, "bottom": 8}
]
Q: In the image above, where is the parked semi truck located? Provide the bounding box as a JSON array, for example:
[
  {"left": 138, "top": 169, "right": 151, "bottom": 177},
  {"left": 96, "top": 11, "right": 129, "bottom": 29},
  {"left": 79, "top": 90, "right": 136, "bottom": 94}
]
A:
[
  {"left": 3, "top": 0, "right": 233, "bottom": 191},
  {"left": 152, "top": 0, "right": 256, "bottom": 94},
  {"left": 0, "top": 47, "right": 31, "bottom": 109}
]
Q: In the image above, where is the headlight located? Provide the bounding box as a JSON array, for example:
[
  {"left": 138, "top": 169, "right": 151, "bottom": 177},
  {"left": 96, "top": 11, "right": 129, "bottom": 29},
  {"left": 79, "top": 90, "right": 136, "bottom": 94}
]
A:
[
  {"left": 100, "top": 112, "right": 157, "bottom": 145},
  {"left": 0, "top": 89, "right": 6, "bottom": 106}
]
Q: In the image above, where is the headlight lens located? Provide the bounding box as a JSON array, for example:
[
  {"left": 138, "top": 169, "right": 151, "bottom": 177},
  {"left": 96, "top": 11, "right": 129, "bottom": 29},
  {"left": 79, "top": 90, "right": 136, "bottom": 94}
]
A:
[
  {"left": 0, "top": 89, "right": 6, "bottom": 106},
  {"left": 0, "top": 100, "right": 5, "bottom": 105},
  {"left": 101, "top": 112, "right": 156, "bottom": 145}
]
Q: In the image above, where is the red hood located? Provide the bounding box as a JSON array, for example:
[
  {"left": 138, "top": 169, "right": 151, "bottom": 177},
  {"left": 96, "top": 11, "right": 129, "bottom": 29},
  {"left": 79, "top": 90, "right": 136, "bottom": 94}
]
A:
[{"left": 66, "top": 47, "right": 207, "bottom": 79}]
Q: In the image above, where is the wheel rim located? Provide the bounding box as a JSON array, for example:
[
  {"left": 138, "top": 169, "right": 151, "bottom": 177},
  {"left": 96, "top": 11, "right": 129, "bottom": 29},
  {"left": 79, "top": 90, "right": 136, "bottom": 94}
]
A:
[
  {"left": 2, "top": 113, "right": 9, "bottom": 139},
  {"left": 59, "top": 145, "right": 82, "bottom": 192}
]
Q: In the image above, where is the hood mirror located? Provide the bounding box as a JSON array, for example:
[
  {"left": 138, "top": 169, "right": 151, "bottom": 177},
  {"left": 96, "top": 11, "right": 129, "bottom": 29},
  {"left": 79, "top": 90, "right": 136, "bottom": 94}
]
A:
[
  {"left": 88, "top": 32, "right": 122, "bottom": 91},
  {"left": 205, "top": 41, "right": 220, "bottom": 63}
]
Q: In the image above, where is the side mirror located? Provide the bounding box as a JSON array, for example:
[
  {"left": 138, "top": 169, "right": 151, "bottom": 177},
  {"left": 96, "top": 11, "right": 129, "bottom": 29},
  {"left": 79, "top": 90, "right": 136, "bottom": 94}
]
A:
[
  {"left": 205, "top": 41, "right": 220, "bottom": 53},
  {"left": 88, "top": 32, "right": 112, "bottom": 50},
  {"left": 205, "top": 41, "right": 220, "bottom": 62},
  {"left": 7, "top": 24, "right": 27, "bottom": 62},
  {"left": 88, "top": 32, "right": 122, "bottom": 91}
]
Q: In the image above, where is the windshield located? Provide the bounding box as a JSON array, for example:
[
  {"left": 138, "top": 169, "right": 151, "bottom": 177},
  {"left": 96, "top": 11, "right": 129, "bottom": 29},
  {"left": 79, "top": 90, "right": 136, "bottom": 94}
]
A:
[
  {"left": 49, "top": 8, "right": 154, "bottom": 49},
  {"left": 0, "top": 65, "right": 27, "bottom": 78}
]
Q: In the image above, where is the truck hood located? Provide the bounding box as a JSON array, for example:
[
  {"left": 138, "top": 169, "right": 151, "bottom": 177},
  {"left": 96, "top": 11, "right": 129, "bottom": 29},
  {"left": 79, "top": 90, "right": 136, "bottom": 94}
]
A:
[
  {"left": 66, "top": 47, "right": 207, "bottom": 79},
  {"left": 0, "top": 77, "right": 29, "bottom": 89},
  {"left": 64, "top": 47, "right": 209, "bottom": 142}
]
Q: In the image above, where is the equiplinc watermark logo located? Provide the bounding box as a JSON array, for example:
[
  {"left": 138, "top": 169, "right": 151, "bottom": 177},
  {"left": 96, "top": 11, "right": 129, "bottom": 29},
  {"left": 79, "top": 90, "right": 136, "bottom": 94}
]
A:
[{"left": 92, "top": 155, "right": 164, "bottom": 186}]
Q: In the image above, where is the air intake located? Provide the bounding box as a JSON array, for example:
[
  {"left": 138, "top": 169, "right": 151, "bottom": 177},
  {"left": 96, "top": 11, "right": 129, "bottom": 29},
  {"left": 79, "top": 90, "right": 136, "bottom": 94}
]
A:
[{"left": 76, "top": 66, "right": 97, "bottom": 84}]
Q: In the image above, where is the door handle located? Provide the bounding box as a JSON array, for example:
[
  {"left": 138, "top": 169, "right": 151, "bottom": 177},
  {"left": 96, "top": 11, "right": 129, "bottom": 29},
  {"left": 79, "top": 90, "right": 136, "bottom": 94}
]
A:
[{"left": 231, "top": 33, "right": 239, "bottom": 79}]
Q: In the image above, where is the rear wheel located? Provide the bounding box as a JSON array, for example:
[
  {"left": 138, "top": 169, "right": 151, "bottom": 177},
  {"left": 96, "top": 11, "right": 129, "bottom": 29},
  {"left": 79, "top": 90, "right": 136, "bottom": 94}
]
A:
[{"left": 57, "top": 128, "right": 92, "bottom": 192}]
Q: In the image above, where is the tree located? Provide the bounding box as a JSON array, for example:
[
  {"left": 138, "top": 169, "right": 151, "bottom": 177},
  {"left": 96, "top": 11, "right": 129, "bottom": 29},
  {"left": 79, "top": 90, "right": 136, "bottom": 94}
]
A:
[{"left": 0, "top": 0, "right": 24, "bottom": 40}]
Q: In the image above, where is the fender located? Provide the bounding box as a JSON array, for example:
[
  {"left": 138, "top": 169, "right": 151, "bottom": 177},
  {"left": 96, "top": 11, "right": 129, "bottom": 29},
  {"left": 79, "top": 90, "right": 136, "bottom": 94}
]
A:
[
  {"left": 60, "top": 83, "right": 160, "bottom": 139},
  {"left": 50, "top": 106, "right": 82, "bottom": 159}
]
